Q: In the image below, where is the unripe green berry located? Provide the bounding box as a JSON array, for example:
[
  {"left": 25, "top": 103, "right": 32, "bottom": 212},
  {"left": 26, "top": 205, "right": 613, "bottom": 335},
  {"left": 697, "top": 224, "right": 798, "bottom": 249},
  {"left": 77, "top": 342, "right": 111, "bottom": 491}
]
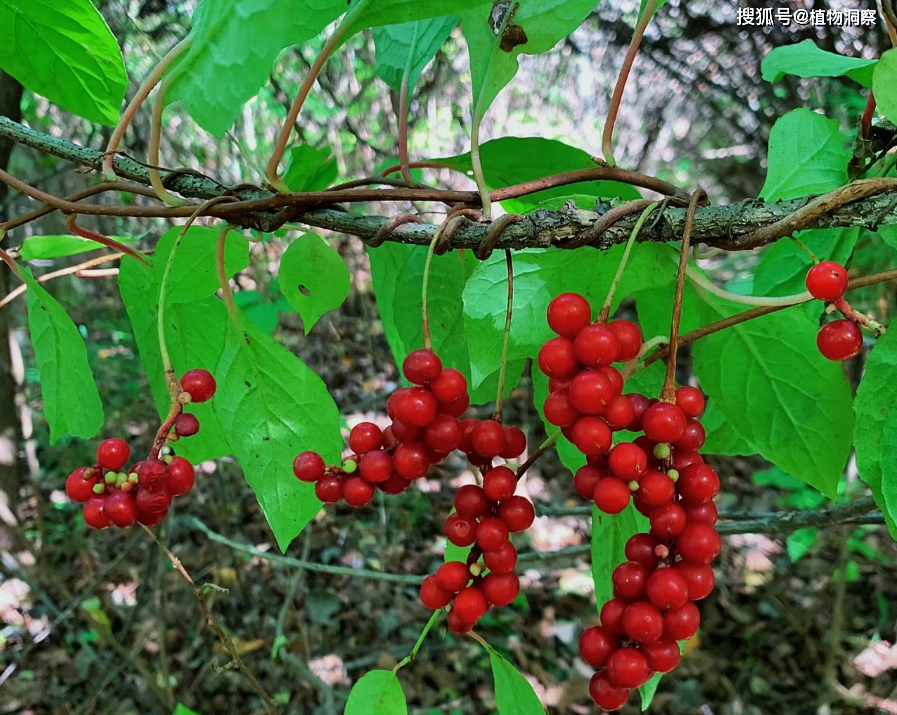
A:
[
  {"left": 667, "top": 468, "right": 680, "bottom": 482},
  {"left": 104, "top": 472, "right": 117, "bottom": 485},
  {"left": 653, "top": 443, "right": 671, "bottom": 459},
  {"left": 343, "top": 459, "right": 358, "bottom": 474},
  {"left": 93, "top": 483, "right": 106, "bottom": 494},
  {"left": 628, "top": 480, "right": 639, "bottom": 491},
  {"left": 470, "top": 562, "right": 483, "bottom": 577}
]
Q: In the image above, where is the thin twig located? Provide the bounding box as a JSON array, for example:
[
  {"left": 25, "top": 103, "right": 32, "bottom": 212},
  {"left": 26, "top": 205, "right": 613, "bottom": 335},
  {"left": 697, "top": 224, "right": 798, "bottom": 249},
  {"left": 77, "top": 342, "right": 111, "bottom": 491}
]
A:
[{"left": 492, "top": 250, "right": 514, "bottom": 423}]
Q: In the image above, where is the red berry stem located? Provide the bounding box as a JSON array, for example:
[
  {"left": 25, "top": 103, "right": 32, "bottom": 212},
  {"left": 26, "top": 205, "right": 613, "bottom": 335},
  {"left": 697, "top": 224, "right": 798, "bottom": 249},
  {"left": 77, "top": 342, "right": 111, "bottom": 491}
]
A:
[
  {"left": 515, "top": 430, "right": 561, "bottom": 481},
  {"left": 492, "top": 250, "right": 515, "bottom": 424},
  {"left": 832, "top": 296, "right": 885, "bottom": 336}
]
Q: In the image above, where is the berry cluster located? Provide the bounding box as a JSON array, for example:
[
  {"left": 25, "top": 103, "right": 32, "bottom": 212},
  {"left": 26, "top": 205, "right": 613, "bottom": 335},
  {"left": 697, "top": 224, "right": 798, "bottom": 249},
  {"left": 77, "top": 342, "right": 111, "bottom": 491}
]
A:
[
  {"left": 805, "top": 261, "right": 864, "bottom": 361},
  {"left": 64, "top": 369, "right": 216, "bottom": 528}
]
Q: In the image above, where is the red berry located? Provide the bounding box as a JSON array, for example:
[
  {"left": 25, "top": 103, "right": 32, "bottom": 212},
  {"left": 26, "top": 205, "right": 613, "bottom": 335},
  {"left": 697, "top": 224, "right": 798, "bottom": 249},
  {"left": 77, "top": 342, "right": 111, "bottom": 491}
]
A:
[
  {"left": 483, "top": 466, "right": 517, "bottom": 502},
  {"left": 452, "top": 586, "right": 487, "bottom": 622},
  {"left": 97, "top": 438, "right": 130, "bottom": 471},
  {"left": 442, "top": 393, "right": 470, "bottom": 418},
  {"left": 431, "top": 368, "right": 468, "bottom": 404},
  {"left": 571, "top": 416, "right": 612, "bottom": 456},
  {"left": 83, "top": 496, "right": 112, "bottom": 529},
  {"left": 645, "top": 568, "right": 690, "bottom": 611},
  {"left": 817, "top": 319, "right": 863, "bottom": 361},
  {"left": 392, "top": 442, "right": 430, "bottom": 480},
  {"left": 138, "top": 459, "right": 169, "bottom": 492},
  {"left": 649, "top": 502, "right": 687, "bottom": 538},
  {"left": 600, "top": 598, "right": 628, "bottom": 637},
  {"left": 180, "top": 369, "right": 216, "bottom": 403},
  {"left": 622, "top": 601, "right": 664, "bottom": 643},
  {"left": 349, "top": 422, "right": 383, "bottom": 454},
  {"left": 589, "top": 671, "right": 630, "bottom": 711},
  {"left": 342, "top": 476, "right": 375, "bottom": 507},
  {"left": 500, "top": 426, "right": 527, "bottom": 459},
  {"left": 378, "top": 474, "right": 413, "bottom": 495},
  {"left": 678, "top": 464, "right": 720, "bottom": 504},
  {"left": 641, "top": 641, "right": 681, "bottom": 673},
  {"left": 420, "top": 574, "right": 453, "bottom": 609},
  {"left": 604, "top": 394, "right": 635, "bottom": 430},
  {"left": 674, "top": 420, "right": 706, "bottom": 453},
  {"left": 574, "top": 323, "right": 620, "bottom": 367},
  {"left": 476, "top": 517, "right": 510, "bottom": 552},
  {"left": 593, "top": 477, "right": 631, "bottom": 515},
  {"left": 663, "top": 602, "right": 700, "bottom": 640},
  {"left": 136, "top": 485, "right": 172, "bottom": 514},
  {"left": 627, "top": 393, "right": 651, "bottom": 431},
  {"left": 447, "top": 608, "right": 474, "bottom": 633},
  {"left": 454, "top": 484, "right": 491, "bottom": 519},
  {"left": 395, "top": 387, "right": 438, "bottom": 427},
  {"left": 607, "top": 442, "right": 648, "bottom": 481},
  {"left": 568, "top": 371, "right": 614, "bottom": 414},
  {"left": 390, "top": 419, "right": 421, "bottom": 443},
  {"left": 293, "top": 451, "right": 325, "bottom": 482},
  {"left": 444, "top": 512, "right": 477, "bottom": 546},
  {"left": 806, "top": 260, "right": 849, "bottom": 301},
  {"left": 403, "top": 349, "right": 442, "bottom": 385},
  {"left": 65, "top": 467, "right": 97, "bottom": 502},
  {"left": 471, "top": 420, "right": 506, "bottom": 458},
  {"left": 683, "top": 501, "right": 718, "bottom": 525},
  {"left": 625, "top": 533, "right": 661, "bottom": 569},
  {"left": 642, "top": 403, "right": 687, "bottom": 443},
  {"left": 168, "top": 457, "right": 195, "bottom": 496},
  {"left": 677, "top": 524, "right": 721, "bottom": 564},
  {"left": 481, "top": 572, "right": 519, "bottom": 606},
  {"left": 436, "top": 561, "right": 471, "bottom": 593},
  {"left": 458, "top": 418, "right": 478, "bottom": 453},
  {"left": 674, "top": 562, "right": 715, "bottom": 600},
  {"left": 547, "top": 292, "right": 591, "bottom": 338},
  {"left": 537, "top": 337, "right": 579, "bottom": 378},
  {"left": 610, "top": 320, "right": 642, "bottom": 362},
  {"left": 137, "top": 507, "right": 168, "bottom": 526},
  {"left": 574, "top": 465, "right": 604, "bottom": 500},
  {"left": 612, "top": 561, "right": 648, "bottom": 601},
  {"left": 360, "top": 450, "right": 394, "bottom": 482},
  {"left": 497, "top": 496, "right": 535, "bottom": 532},
  {"left": 675, "top": 386, "right": 705, "bottom": 418},
  {"left": 106, "top": 492, "right": 137, "bottom": 528},
  {"left": 420, "top": 415, "right": 459, "bottom": 454},
  {"left": 315, "top": 475, "right": 343, "bottom": 503},
  {"left": 483, "top": 541, "right": 517, "bottom": 573},
  {"left": 637, "top": 470, "right": 675, "bottom": 507},
  {"left": 547, "top": 376, "right": 571, "bottom": 393},
  {"left": 606, "top": 647, "right": 653, "bottom": 689},
  {"left": 543, "top": 389, "right": 581, "bottom": 427},
  {"left": 598, "top": 366, "right": 624, "bottom": 395},
  {"left": 579, "top": 625, "right": 619, "bottom": 668},
  {"left": 175, "top": 413, "right": 200, "bottom": 437},
  {"left": 673, "top": 449, "right": 703, "bottom": 471}
]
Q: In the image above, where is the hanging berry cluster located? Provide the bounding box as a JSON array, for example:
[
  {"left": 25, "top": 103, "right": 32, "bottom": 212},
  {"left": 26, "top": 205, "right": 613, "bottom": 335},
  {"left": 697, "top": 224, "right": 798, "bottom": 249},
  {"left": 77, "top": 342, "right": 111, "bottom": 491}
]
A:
[
  {"left": 64, "top": 369, "right": 216, "bottom": 528},
  {"left": 805, "top": 260, "right": 875, "bottom": 361}
]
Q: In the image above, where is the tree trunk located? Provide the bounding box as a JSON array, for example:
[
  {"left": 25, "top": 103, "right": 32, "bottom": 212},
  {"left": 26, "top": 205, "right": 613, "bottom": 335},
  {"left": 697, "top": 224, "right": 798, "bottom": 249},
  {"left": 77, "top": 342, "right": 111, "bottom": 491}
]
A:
[{"left": 0, "top": 70, "right": 24, "bottom": 550}]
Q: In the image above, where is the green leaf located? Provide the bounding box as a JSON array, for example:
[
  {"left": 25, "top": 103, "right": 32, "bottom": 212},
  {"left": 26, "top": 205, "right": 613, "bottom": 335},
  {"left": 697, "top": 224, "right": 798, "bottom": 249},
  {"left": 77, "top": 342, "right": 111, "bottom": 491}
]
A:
[
  {"left": 344, "top": 670, "right": 407, "bottom": 715},
  {"left": 19, "top": 234, "right": 135, "bottom": 262},
  {"left": 173, "top": 705, "right": 200, "bottom": 715},
  {"left": 760, "top": 109, "right": 851, "bottom": 202},
  {"left": 486, "top": 645, "right": 546, "bottom": 715},
  {"left": 874, "top": 49, "right": 897, "bottom": 125},
  {"left": 156, "top": 227, "right": 250, "bottom": 304},
  {"left": 701, "top": 399, "right": 752, "bottom": 456},
  {"left": 0, "top": 0, "right": 126, "bottom": 124},
  {"left": 854, "top": 327, "right": 897, "bottom": 539},
  {"left": 786, "top": 527, "right": 818, "bottom": 562},
  {"left": 282, "top": 145, "right": 339, "bottom": 193},
  {"left": 343, "top": 0, "right": 488, "bottom": 36},
  {"left": 374, "top": 17, "right": 458, "bottom": 93},
  {"left": 279, "top": 233, "right": 350, "bottom": 334},
  {"left": 214, "top": 315, "right": 342, "bottom": 551},
  {"left": 591, "top": 505, "right": 648, "bottom": 611},
  {"left": 752, "top": 228, "right": 859, "bottom": 297},
  {"left": 21, "top": 267, "right": 104, "bottom": 443},
  {"left": 433, "top": 137, "right": 640, "bottom": 213},
  {"left": 762, "top": 40, "right": 877, "bottom": 87},
  {"left": 368, "top": 242, "right": 414, "bottom": 361}
]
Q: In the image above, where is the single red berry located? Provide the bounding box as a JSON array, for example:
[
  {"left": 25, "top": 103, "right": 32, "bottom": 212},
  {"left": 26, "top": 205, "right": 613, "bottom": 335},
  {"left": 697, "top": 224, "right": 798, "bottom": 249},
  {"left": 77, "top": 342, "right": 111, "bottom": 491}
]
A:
[
  {"left": 436, "top": 561, "right": 471, "bottom": 593},
  {"left": 589, "top": 671, "right": 630, "bottom": 712},
  {"left": 604, "top": 394, "right": 635, "bottom": 430},
  {"left": 174, "top": 413, "right": 200, "bottom": 437},
  {"left": 641, "top": 640, "right": 681, "bottom": 673},
  {"left": 568, "top": 371, "right": 614, "bottom": 414},
  {"left": 537, "top": 337, "right": 579, "bottom": 378},
  {"left": 645, "top": 568, "right": 690, "bottom": 611},
  {"left": 458, "top": 418, "right": 479, "bottom": 453},
  {"left": 481, "top": 572, "right": 520, "bottom": 606},
  {"left": 420, "top": 574, "right": 453, "bottom": 609},
  {"left": 633, "top": 495, "right": 653, "bottom": 517},
  {"left": 106, "top": 492, "right": 137, "bottom": 528},
  {"left": 360, "top": 450, "right": 394, "bottom": 482},
  {"left": 444, "top": 512, "right": 477, "bottom": 546},
  {"left": 642, "top": 403, "right": 687, "bottom": 443},
  {"left": 610, "top": 320, "right": 643, "bottom": 362},
  {"left": 180, "top": 369, "right": 216, "bottom": 403},
  {"left": 627, "top": 394, "right": 651, "bottom": 431},
  {"left": 673, "top": 449, "right": 704, "bottom": 471},
  {"left": 574, "top": 465, "right": 604, "bottom": 500},
  {"left": 392, "top": 442, "right": 430, "bottom": 480},
  {"left": 421, "top": 415, "right": 460, "bottom": 454},
  {"left": 817, "top": 319, "right": 863, "bottom": 361},
  {"left": 678, "top": 464, "right": 720, "bottom": 504},
  {"left": 136, "top": 507, "right": 168, "bottom": 526},
  {"left": 624, "top": 533, "right": 661, "bottom": 569},
  {"left": 403, "top": 349, "right": 442, "bottom": 385},
  {"left": 674, "top": 562, "right": 715, "bottom": 600},
  {"left": 543, "top": 389, "right": 581, "bottom": 427},
  {"left": 606, "top": 647, "right": 653, "bottom": 689},
  {"left": 677, "top": 524, "right": 721, "bottom": 564},
  {"left": 452, "top": 586, "right": 487, "bottom": 622},
  {"left": 806, "top": 260, "right": 849, "bottom": 301},
  {"left": 593, "top": 477, "right": 631, "bottom": 515},
  {"left": 673, "top": 419, "right": 705, "bottom": 452},
  {"left": 574, "top": 323, "right": 620, "bottom": 367},
  {"left": 612, "top": 561, "right": 648, "bottom": 601},
  {"left": 471, "top": 420, "right": 506, "bottom": 458},
  {"left": 65, "top": 467, "right": 97, "bottom": 503},
  {"left": 547, "top": 292, "right": 592, "bottom": 338},
  {"left": 497, "top": 496, "right": 535, "bottom": 532},
  {"left": 622, "top": 601, "right": 664, "bottom": 643},
  {"left": 600, "top": 598, "right": 628, "bottom": 638},
  {"left": 395, "top": 387, "right": 438, "bottom": 428},
  {"left": 430, "top": 368, "right": 467, "bottom": 404},
  {"left": 136, "top": 486, "right": 172, "bottom": 514},
  {"left": 571, "top": 416, "right": 612, "bottom": 457},
  {"left": 342, "top": 476, "right": 375, "bottom": 507},
  {"left": 607, "top": 442, "right": 648, "bottom": 481},
  {"left": 138, "top": 459, "right": 169, "bottom": 492},
  {"left": 649, "top": 502, "right": 687, "bottom": 538},
  {"left": 476, "top": 517, "right": 510, "bottom": 552},
  {"left": 315, "top": 475, "right": 343, "bottom": 503},
  {"left": 683, "top": 501, "right": 719, "bottom": 525},
  {"left": 454, "top": 484, "right": 491, "bottom": 519},
  {"left": 97, "top": 438, "right": 130, "bottom": 471},
  {"left": 483, "top": 541, "right": 518, "bottom": 573},
  {"left": 83, "top": 496, "right": 112, "bottom": 529},
  {"left": 675, "top": 386, "right": 705, "bottom": 418},
  {"left": 293, "top": 451, "right": 325, "bottom": 482},
  {"left": 637, "top": 471, "right": 675, "bottom": 507},
  {"left": 598, "top": 366, "right": 624, "bottom": 395},
  {"left": 168, "top": 457, "right": 195, "bottom": 496},
  {"left": 442, "top": 393, "right": 470, "bottom": 418},
  {"left": 349, "top": 422, "right": 383, "bottom": 454},
  {"left": 579, "top": 625, "right": 619, "bottom": 669},
  {"left": 663, "top": 602, "right": 700, "bottom": 640},
  {"left": 548, "top": 376, "right": 571, "bottom": 393},
  {"left": 483, "top": 466, "right": 517, "bottom": 502},
  {"left": 446, "top": 608, "right": 474, "bottom": 634},
  {"left": 500, "top": 426, "right": 527, "bottom": 459},
  {"left": 390, "top": 419, "right": 421, "bottom": 443},
  {"left": 378, "top": 474, "right": 413, "bottom": 495}
]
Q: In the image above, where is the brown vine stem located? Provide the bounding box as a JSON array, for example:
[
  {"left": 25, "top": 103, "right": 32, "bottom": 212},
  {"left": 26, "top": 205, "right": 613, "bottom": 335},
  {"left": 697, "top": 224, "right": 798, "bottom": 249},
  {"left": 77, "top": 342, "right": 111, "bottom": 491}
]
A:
[
  {"left": 381, "top": 161, "right": 466, "bottom": 178},
  {"left": 492, "top": 250, "right": 514, "bottom": 423},
  {"left": 149, "top": 80, "right": 187, "bottom": 207},
  {"left": 217, "top": 224, "right": 239, "bottom": 319},
  {"left": 0, "top": 246, "right": 24, "bottom": 280},
  {"left": 103, "top": 36, "right": 193, "bottom": 180},
  {"left": 860, "top": 91, "right": 876, "bottom": 141},
  {"left": 601, "top": 0, "right": 659, "bottom": 167},
  {"left": 597, "top": 201, "right": 658, "bottom": 322},
  {"left": 397, "top": 24, "right": 421, "bottom": 187},
  {"left": 64, "top": 214, "right": 150, "bottom": 265},
  {"left": 140, "top": 525, "right": 280, "bottom": 715},
  {"left": 515, "top": 430, "right": 561, "bottom": 481},
  {"left": 661, "top": 189, "right": 705, "bottom": 401},
  {"left": 882, "top": 0, "right": 897, "bottom": 44}
]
